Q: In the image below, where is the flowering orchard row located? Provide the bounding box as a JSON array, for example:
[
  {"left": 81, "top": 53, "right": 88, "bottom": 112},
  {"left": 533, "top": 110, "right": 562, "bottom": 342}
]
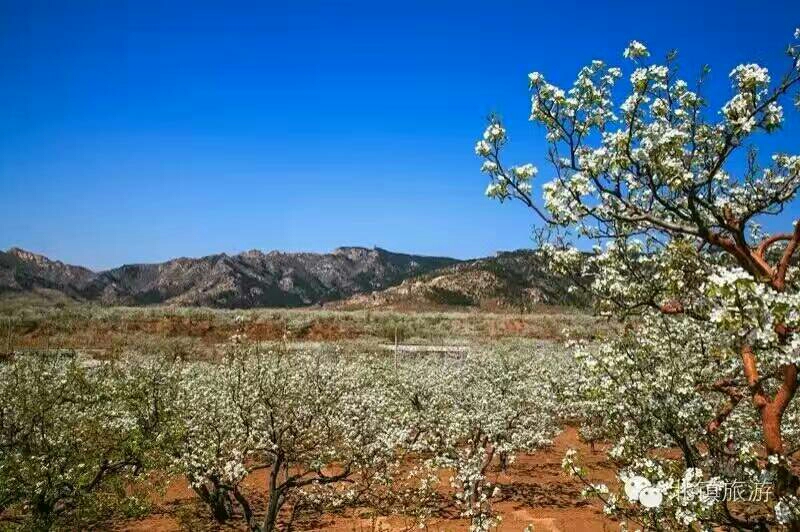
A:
[{"left": 0, "top": 346, "right": 571, "bottom": 531}]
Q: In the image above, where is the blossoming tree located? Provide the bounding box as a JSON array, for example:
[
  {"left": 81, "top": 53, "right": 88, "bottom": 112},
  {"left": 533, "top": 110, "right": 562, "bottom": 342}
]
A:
[
  {"left": 476, "top": 30, "right": 800, "bottom": 529},
  {"left": 0, "top": 353, "right": 179, "bottom": 530},
  {"left": 391, "top": 348, "right": 559, "bottom": 530},
  {"left": 172, "top": 349, "right": 405, "bottom": 532}
]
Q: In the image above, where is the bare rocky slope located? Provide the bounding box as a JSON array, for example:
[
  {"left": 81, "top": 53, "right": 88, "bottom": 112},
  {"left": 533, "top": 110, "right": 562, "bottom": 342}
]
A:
[
  {"left": 0, "top": 247, "right": 459, "bottom": 308},
  {"left": 331, "top": 250, "right": 589, "bottom": 311}
]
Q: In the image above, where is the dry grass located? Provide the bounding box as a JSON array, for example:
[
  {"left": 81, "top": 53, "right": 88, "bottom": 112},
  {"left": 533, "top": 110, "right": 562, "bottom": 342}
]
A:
[{"left": 0, "top": 295, "right": 606, "bottom": 360}]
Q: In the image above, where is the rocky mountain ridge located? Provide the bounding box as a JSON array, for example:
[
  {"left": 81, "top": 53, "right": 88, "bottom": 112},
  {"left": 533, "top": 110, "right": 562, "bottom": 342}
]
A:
[
  {"left": 0, "top": 246, "right": 459, "bottom": 308},
  {"left": 331, "top": 249, "right": 588, "bottom": 311}
]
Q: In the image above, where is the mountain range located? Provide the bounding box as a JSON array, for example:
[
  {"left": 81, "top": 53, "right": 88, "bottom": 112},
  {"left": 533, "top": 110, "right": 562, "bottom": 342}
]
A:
[{"left": 0, "top": 246, "right": 584, "bottom": 310}]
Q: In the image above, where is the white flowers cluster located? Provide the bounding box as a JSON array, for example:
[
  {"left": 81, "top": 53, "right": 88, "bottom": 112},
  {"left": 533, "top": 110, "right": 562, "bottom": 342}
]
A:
[
  {"left": 474, "top": 139, "right": 491, "bottom": 157},
  {"left": 528, "top": 71, "right": 544, "bottom": 86},
  {"left": 729, "top": 63, "right": 770, "bottom": 91},
  {"left": 474, "top": 119, "right": 539, "bottom": 202},
  {"left": 623, "top": 40, "right": 649, "bottom": 60},
  {"left": 483, "top": 122, "right": 506, "bottom": 142},
  {"left": 478, "top": 32, "right": 800, "bottom": 242},
  {"left": 775, "top": 495, "right": 800, "bottom": 524},
  {"left": 512, "top": 162, "right": 537, "bottom": 180}
]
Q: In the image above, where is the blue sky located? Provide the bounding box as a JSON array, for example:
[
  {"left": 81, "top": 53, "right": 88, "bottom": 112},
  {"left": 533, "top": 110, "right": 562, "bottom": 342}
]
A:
[{"left": 1, "top": 1, "right": 799, "bottom": 269}]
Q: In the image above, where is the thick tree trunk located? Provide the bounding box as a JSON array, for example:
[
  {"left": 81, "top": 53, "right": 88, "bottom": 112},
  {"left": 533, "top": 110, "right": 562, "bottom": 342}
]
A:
[
  {"left": 261, "top": 456, "right": 285, "bottom": 532},
  {"left": 262, "top": 490, "right": 283, "bottom": 532},
  {"left": 232, "top": 486, "right": 257, "bottom": 531},
  {"left": 32, "top": 497, "right": 56, "bottom": 532},
  {"left": 761, "top": 403, "right": 784, "bottom": 456},
  {"left": 742, "top": 351, "right": 800, "bottom": 500},
  {"left": 195, "top": 483, "right": 233, "bottom": 523}
]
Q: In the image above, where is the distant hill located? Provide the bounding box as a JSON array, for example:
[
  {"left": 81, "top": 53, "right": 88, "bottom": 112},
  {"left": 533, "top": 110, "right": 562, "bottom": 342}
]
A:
[
  {"left": 330, "top": 249, "right": 588, "bottom": 311},
  {"left": 0, "top": 247, "right": 459, "bottom": 308},
  {"left": 0, "top": 248, "right": 96, "bottom": 298},
  {"left": 0, "top": 247, "right": 587, "bottom": 310}
]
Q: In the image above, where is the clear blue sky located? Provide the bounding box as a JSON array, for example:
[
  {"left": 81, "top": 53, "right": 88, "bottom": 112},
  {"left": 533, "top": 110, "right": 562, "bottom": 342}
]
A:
[{"left": 1, "top": 1, "right": 799, "bottom": 270}]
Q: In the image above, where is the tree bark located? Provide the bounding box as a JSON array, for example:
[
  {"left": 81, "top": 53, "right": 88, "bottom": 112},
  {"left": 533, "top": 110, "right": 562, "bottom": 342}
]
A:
[{"left": 261, "top": 455, "right": 285, "bottom": 532}]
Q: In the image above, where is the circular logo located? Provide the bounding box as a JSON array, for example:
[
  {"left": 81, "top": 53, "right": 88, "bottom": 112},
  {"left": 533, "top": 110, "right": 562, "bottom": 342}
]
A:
[
  {"left": 624, "top": 475, "right": 651, "bottom": 502},
  {"left": 638, "top": 486, "right": 664, "bottom": 508}
]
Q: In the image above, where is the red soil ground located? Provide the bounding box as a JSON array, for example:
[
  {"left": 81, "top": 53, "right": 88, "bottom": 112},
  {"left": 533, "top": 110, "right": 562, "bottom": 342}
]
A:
[{"left": 117, "top": 427, "right": 618, "bottom": 532}]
